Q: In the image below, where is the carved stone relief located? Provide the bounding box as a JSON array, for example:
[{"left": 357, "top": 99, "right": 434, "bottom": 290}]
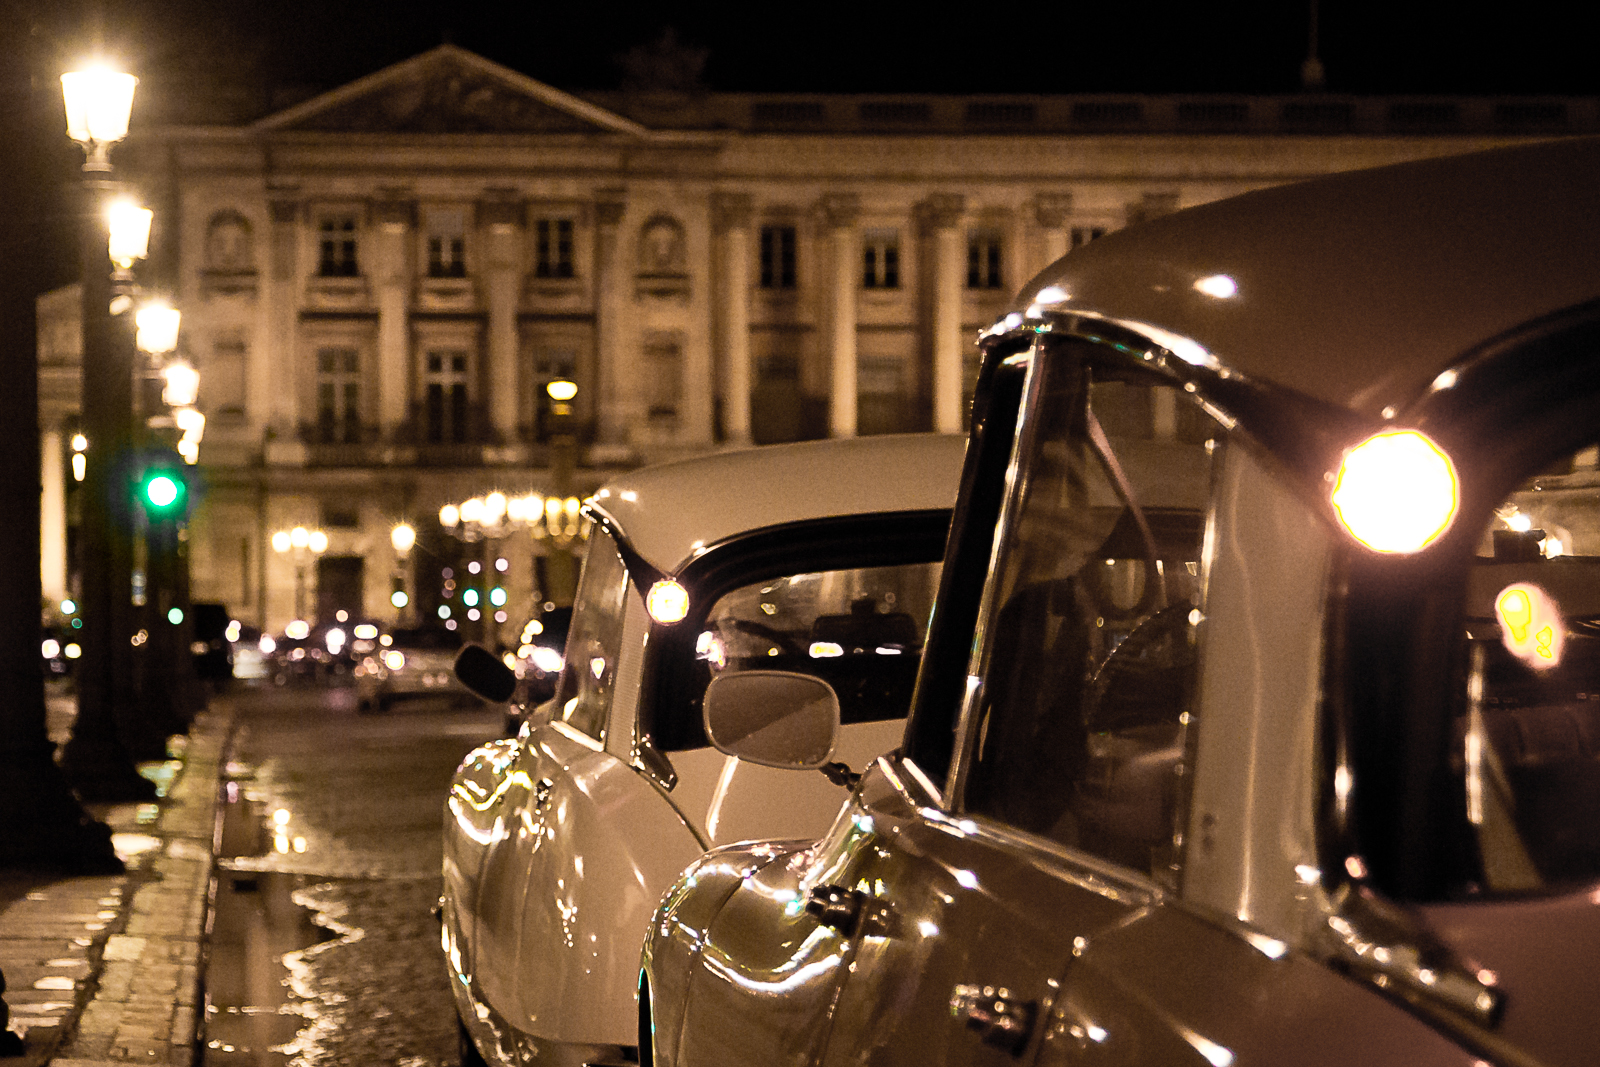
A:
[{"left": 636, "top": 214, "right": 690, "bottom": 300}]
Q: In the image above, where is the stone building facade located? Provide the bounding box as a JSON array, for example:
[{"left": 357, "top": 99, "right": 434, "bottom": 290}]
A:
[{"left": 40, "top": 44, "right": 1589, "bottom": 642}]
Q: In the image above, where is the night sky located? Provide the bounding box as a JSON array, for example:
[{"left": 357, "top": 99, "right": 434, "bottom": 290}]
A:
[{"left": 11, "top": 0, "right": 1600, "bottom": 101}]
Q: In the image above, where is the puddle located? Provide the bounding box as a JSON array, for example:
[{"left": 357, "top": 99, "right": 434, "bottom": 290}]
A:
[{"left": 203, "top": 776, "right": 339, "bottom": 1066}]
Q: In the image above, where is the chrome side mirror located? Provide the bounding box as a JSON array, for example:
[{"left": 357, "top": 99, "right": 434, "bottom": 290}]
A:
[
  {"left": 703, "top": 671, "right": 841, "bottom": 770},
  {"left": 454, "top": 643, "right": 517, "bottom": 703}
]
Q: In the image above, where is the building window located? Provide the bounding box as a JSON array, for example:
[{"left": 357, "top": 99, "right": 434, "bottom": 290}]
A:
[
  {"left": 318, "top": 216, "right": 359, "bottom": 277},
  {"left": 1071, "top": 226, "right": 1107, "bottom": 249},
  {"left": 423, "top": 207, "right": 467, "bottom": 278},
  {"left": 535, "top": 218, "right": 575, "bottom": 279},
  {"left": 966, "top": 229, "right": 1003, "bottom": 290},
  {"left": 316, "top": 347, "right": 361, "bottom": 443},
  {"left": 427, "top": 235, "right": 465, "bottom": 277},
  {"left": 862, "top": 229, "right": 900, "bottom": 289},
  {"left": 424, "top": 350, "right": 471, "bottom": 444},
  {"left": 759, "top": 225, "right": 797, "bottom": 289},
  {"left": 210, "top": 333, "right": 247, "bottom": 419},
  {"left": 644, "top": 337, "right": 683, "bottom": 430}
]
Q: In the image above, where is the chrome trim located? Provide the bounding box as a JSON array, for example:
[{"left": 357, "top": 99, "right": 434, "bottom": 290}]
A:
[
  {"left": 1312, "top": 880, "right": 1504, "bottom": 1030},
  {"left": 882, "top": 756, "right": 1162, "bottom": 909},
  {"left": 944, "top": 344, "right": 1042, "bottom": 810}
]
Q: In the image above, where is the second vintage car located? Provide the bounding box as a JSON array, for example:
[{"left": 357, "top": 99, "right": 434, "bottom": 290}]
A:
[
  {"left": 642, "top": 138, "right": 1600, "bottom": 1067},
  {"left": 443, "top": 433, "right": 964, "bottom": 1066}
]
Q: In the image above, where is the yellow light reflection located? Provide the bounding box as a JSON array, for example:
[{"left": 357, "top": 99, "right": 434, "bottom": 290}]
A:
[
  {"left": 1495, "top": 582, "right": 1565, "bottom": 670},
  {"left": 1331, "top": 430, "right": 1458, "bottom": 553}
]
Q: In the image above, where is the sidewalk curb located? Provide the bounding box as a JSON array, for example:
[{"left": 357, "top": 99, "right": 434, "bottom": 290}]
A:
[{"left": 3, "top": 695, "right": 235, "bottom": 1067}]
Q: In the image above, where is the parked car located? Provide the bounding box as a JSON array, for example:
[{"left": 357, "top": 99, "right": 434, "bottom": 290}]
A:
[
  {"left": 443, "top": 433, "right": 964, "bottom": 1067},
  {"left": 355, "top": 625, "right": 476, "bottom": 712},
  {"left": 641, "top": 139, "right": 1600, "bottom": 1067}
]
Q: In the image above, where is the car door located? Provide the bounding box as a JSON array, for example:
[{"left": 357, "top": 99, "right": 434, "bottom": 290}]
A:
[
  {"left": 672, "top": 341, "right": 1229, "bottom": 1066},
  {"left": 470, "top": 528, "right": 640, "bottom": 1022},
  {"left": 804, "top": 346, "right": 1225, "bottom": 1065}
]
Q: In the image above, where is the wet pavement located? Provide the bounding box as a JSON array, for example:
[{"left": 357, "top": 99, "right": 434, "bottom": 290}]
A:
[
  {"left": 199, "top": 684, "right": 501, "bottom": 1067},
  {"left": 1, "top": 679, "right": 503, "bottom": 1067}
]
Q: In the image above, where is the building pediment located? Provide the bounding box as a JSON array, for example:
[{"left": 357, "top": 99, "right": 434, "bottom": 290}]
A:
[{"left": 256, "top": 44, "right": 647, "bottom": 136}]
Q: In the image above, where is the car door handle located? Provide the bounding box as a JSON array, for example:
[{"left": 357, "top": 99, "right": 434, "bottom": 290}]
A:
[
  {"left": 804, "top": 884, "right": 865, "bottom": 935},
  {"left": 950, "top": 984, "right": 1037, "bottom": 1055}
]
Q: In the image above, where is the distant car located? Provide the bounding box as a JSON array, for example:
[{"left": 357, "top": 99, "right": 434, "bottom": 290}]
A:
[
  {"left": 356, "top": 625, "right": 477, "bottom": 712},
  {"left": 40, "top": 624, "right": 80, "bottom": 678},
  {"left": 230, "top": 622, "right": 270, "bottom": 682},
  {"left": 641, "top": 139, "right": 1600, "bottom": 1067},
  {"left": 443, "top": 433, "right": 964, "bottom": 1067},
  {"left": 510, "top": 604, "right": 572, "bottom": 705}
]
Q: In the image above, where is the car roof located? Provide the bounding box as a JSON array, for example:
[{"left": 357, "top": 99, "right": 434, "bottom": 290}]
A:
[
  {"left": 588, "top": 433, "right": 966, "bottom": 575},
  {"left": 1007, "top": 137, "right": 1600, "bottom": 419}
]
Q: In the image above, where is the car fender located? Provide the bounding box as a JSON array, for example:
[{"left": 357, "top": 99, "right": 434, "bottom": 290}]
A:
[
  {"left": 443, "top": 737, "right": 523, "bottom": 986},
  {"left": 472, "top": 723, "right": 707, "bottom": 1048},
  {"left": 642, "top": 840, "right": 812, "bottom": 1067}
]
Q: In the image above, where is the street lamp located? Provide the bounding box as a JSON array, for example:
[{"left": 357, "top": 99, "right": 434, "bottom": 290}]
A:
[
  {"left": 57, "top": 60, "right": 168, "bottom": 798},
  {"left": 60, "top": 66, "right": 137, "bottom": 171},
  {"left": 272, "top": 525, "right": 328, "bottom": 624},
  {"left": 390, "top": 522, "right": 416, "bottom": 622},
  {"left": 438, "top": 490, "right": 589, "bottom": 648}
]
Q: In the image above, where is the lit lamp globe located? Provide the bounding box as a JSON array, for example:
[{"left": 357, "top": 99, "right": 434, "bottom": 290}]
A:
[
  {"left": 136, "top": 301, "right": 181, "bottom": 355},
  {"left": 391, "top": 522, "right": 416, "bottom": 556},
  {"left": 61, "top": 66, "right": 138, "bottom": 170},
  {"left": 106, "top": 198, "right": 152, "bottom": 270}
]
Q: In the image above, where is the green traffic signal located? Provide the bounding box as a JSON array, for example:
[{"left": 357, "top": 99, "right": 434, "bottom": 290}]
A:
[{"left": 145, "top": 474, "right": 181, "bottom": 509}]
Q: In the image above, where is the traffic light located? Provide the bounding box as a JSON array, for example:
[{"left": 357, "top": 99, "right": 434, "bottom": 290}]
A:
[{"left": 136, "top": 453, "right": 189, "bottom": 519}]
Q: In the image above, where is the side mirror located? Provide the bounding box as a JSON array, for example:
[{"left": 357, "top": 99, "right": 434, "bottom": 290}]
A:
[
  {"left": 454, "top": 643, "right": 517, "bottom": 703},
  {"left": 703, "top": 670, "right": 840, "bottom": 770}
]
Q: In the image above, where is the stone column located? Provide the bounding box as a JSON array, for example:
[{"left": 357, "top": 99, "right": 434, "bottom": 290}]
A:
[
  {"left": 712, "top": 192, "right": 753, "bottom": 445},
  {"left": 374, "top": 196, "right": 413, "bottom": 438},
  {"left": 1034, "top": 193, "right": 1073, "bottom": 274},
  {"left": 922, "top": 193, "right": 966, "bottom": 434},
  {"left": 481, "top": 197, "right": 524, "bottom": 445},
  {"left": 682, "top": 208, "right": 715, "bottom": 446},
  {"left": 264, "top": 197, "right": 301, "bottom": 441},
  {"left": 40, "top": 426, "right": 67, "bottom": 605},
  {"left": 820, "top": 193, "right": 860, "bottom": 438},
  {"left": 593, "top": 193, "right": 628, "bottom": 447}
]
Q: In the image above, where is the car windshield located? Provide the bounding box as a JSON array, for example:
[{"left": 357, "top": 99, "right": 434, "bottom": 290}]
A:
[{"left": 1458, "top": 448, "right": 1600, "bottom": 893}]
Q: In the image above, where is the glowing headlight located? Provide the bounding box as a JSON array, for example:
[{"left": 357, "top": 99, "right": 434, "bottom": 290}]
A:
[
  {"left": 383, "top": 649, "right": 406, "bottom": 671},
  {"left": 647, "top": 579, "right": 690, "bottom": 624},
  {"left": 1331, "top": 429, "right": 1458, "bottom": 553}
]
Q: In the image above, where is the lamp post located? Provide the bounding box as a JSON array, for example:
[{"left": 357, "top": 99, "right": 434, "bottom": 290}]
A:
[
  {"left": 0, "top": 66, "right": 126, "bottom": 869},
  {"left": 272, "top": 526, "right": 328, "bottom": 624},
  {"left": 391, "top": 522, "right": 416, "bottom": 625},
  {"left": 438, "top": 488, "right": 589, "bottom": 649},
  {"left": 57, "top": 63, "right": 164, "bottom": 799}
]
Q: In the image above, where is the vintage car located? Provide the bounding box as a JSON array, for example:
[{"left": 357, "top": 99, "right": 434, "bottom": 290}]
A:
[
  {"left": 640, "top": 138, "right": 1600, "bottom": 1067},
  {"left": 442, "top": 433, "right": 964, "bottom": 1066}
]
